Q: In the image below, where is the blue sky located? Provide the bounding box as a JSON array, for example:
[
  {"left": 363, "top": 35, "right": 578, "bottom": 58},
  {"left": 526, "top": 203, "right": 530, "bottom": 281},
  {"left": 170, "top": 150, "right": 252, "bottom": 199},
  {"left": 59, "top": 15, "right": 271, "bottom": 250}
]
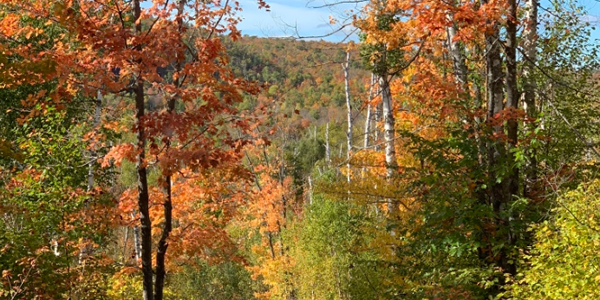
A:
[
  {"left": 237, "top": 0, "right": 600, "bottom": 42},
  {"left": 573, "top": 0, "right": 600, "bottom": 40},
  {"left": 237, "top": 0, "right": 360, "bottom": 41}
]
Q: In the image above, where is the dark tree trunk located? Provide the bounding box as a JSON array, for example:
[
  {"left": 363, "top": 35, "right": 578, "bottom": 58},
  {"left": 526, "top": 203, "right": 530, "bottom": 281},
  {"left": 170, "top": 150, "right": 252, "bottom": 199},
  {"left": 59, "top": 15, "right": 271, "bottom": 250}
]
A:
[
  {"left": 133, "top": 1, "right": 153, "bottom": 299},
  {"left": 506, "top": 0, "right": 519, "bottom": 201},
  {"left": 154, "top": 175, "right": 172, "bottom": 300},
  {"left": 136, "top": 70, "right": 154, "bottom": 300},
  {"left": 155, "top": 98, "right": 176, "bottom": 300},
  {"left": 503, "top": 0, "right": 519, "bottom": 277},
  {"left": 482, "top": 0, "right": 516, "bottom": 283},
  {"left": 484, "top": 12, "right": 505, "bottom": 218},
  {"left": 155, "top": 2, "right": 185, "bottom": 297}
]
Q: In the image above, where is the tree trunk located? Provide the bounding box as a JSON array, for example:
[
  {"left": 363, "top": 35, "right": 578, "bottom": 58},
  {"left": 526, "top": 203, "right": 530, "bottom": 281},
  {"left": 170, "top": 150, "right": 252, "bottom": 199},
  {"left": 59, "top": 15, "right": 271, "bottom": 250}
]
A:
[
  {"left": 502, "top": 0, "right": 519, "bottom": 278},
  {"left": 506, "top": 0, "right": 519, "bottom": 200},
  {"left": 484, "top": 4, "right": 505, "bottom": 214},
  {"left": 446, "top": 3, "right": 468, "bottom": 92},
  {"left": 154, "top": 175, "right": 172, "bottom": 300},
  {"left": 132, "top": 211, "right": 142, "bottom": 262},
  {"left": 381, "top": 76, "right": 397, "bottom": 217},
  {"left": 155, "top": 2, "right": 185, "bottom": 298},
  {"left": 364, "top": 74, "right": 376, "bottom": 150},
  {"left": 523, "top": 0, "right": 538, "bottom": 196},
  {"left": 133, "top": 1, "right": 153, "bottom": 299},
  {"left": 136, "top": 75, "right": 153, "bottom": 300},
  {"left": 326, "top": 122, "right": 331, "bottom": 165},
  {"left": 122, "top": 226, "right": 129, "bottom": 265},
  {"left": 343, "top": 51, "right": 352, "bottom": 183},
  {"left": 154, "top": 99, "right": 175, "bottom": 300},
  {"left": 482, "top": 0, "right": 515, "bottom": 283},
  {"left": 136, "top": 82, "right": 153, "bottom": 300},
  {"left": 373, "top": 94, "right": 383, "bottom": 151}
]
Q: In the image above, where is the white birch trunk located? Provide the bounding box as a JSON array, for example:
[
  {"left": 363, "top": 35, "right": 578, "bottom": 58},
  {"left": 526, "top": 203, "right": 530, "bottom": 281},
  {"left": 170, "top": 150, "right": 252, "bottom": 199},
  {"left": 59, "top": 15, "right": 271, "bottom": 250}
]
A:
[
  {"left": 326, "top": 122, "right": 331, "bottom": 165},
  {"left": 343, "top": 51, "right": 352, "bottom": 183},
  {"left": 132, "top": 211, "right": 142, "bottom": 261},
  {"left": 374, "top": 98, "right": 381, "bottom": 152},
  {"left": 446, "top": 6, "right": 468, "bottom": 92},
  {"left": 364, "top": 74, "right": 376, "bottom": 149},
  {"left": 381, "top": 76, "right": 398, "bottom": 216}
]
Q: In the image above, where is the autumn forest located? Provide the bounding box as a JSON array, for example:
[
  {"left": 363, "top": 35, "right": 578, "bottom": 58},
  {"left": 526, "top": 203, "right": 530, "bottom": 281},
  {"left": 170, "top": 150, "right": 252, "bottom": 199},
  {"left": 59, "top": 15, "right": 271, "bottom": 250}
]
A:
[{"left": 1, "top": 0, "right": 600, "bottom": 299}]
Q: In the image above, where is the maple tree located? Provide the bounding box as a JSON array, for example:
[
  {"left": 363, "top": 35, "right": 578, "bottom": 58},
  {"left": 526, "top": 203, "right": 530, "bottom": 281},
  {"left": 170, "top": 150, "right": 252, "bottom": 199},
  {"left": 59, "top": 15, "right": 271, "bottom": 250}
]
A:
[{"left": 0, "top": 0, "right": 267, "bottom": 299}]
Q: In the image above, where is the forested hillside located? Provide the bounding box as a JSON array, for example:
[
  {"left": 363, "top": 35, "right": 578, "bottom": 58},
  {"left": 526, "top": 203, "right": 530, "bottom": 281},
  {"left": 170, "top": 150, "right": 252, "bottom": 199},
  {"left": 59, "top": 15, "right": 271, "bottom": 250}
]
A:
[
  {"left": 226, "top": 36, "right": 370, "bottom": 144},
  {"left": 1, "top": 0, "right": 600, "bottom": 299}
]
